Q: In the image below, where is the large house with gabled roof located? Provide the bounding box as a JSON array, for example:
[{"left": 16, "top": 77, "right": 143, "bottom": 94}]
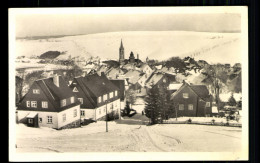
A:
[
  {"left": 69, "top": 72, "right": 120, "bottom": 120},
  {"left": 17, "top": 75, "right": 81, "bottom": 129},
  {"left": 170, "top": 81, "right": 213, "bottom": 117}
]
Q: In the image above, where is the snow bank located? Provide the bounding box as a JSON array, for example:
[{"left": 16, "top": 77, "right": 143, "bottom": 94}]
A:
[
  {"left": 219, "top": 92, "right": 242, "bottom": 102},
  {"left": 166, "top": 116, "right": 241, "bottom": 125}
]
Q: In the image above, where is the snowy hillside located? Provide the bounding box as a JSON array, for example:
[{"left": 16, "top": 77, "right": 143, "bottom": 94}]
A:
[{"left": 15, "top": 31, "right": 241, "bottom": 65}]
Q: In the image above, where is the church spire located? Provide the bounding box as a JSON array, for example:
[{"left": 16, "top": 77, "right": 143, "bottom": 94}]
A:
[
  {"left": 119, "top": 39, "right": 125, "bottom": 65},
  {"left": 120, "top": 39, "right": 124, "bottom": 49}
]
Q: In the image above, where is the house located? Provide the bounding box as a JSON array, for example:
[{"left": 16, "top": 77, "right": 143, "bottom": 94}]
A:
[
  {"left": 123, "top": 70, "right": 142, "bottom": 85},
  {"left": 145, "top": 72, "right": 176, "bottom": 89},
  {"left": 16, "top": 75, "right": 81, "bottom": 129},
  {"left": 109, "top": 79, "right": 126, "bottom": 110},
  {"left": 138, "top": 63, "right": 153, "bottom": 75},
  {"left": 170, "top": 81, "right": 213, "bottom": 117},
  {"left": 96, "top": 65, "right": 109, "bottom": 76},
  {"left": 69, "top": 73, "right": 120, "bottom": 121},
  {"left": 105, "top": 67, "right": 126, "bottom": 79}
]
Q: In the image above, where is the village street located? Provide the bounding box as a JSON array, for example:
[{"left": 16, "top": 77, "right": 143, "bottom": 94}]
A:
[{"left": 16, "top": 111, "right": 242, "bottom": 153}]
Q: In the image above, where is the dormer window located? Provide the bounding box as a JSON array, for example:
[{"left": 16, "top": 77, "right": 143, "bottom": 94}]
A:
[
  {"left": 78, "top": 98, "right": 83, "bottom": 104},
  {"left": 110, "top": 92, "right": 114, "bottom": 98},
  {"left": 26, "top": 101, "right": 30, "bottom": 107},
  {"left": 71, "top": 96, "right": 75, "bottom": 103},
  {"left": 31, "top": 101, "right": 37, "bottom": 108},
  {"left": 103, "top": 94, "right": 108, "bottom": 101},
  {"left": 33, "top": 89, "right": 40, "bottom": 94},
  {"left": 42, "top": 101, "right": 48, "bottom": 108},
  {"left": 98, "top": 96, "right": 102, "bottom": 103},
  {"left": 183, "top": 93, "right": 189, "bottom": 98},
  {"left": 115, "top": 91, "right": 118, "bottom": 96},
  {"left": 61, "top": 99, "right": 66, "bottom": 107}
]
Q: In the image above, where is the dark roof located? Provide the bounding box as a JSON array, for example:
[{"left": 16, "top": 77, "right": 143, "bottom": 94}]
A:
[
  {"left": 36, "top": 76, "right": 74, "bottom": 100},
  {"left": 74, "top": 77, "right": 96, "bottom": 108},
  {"left": 83, "top": 73, "right": 119, "bottom": 97},
  {"left": 109, "top": 79, "right": 125, "bottom": 101},
  {"left": 189, "top": 85, "right": 211, "bottom": 100},
  {"left": 17, "top": 76, "right": 80, "bottom": 112}
]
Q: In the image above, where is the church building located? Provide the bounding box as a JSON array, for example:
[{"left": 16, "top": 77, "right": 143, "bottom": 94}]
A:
[{"left": 119, "top": 39, "right": 142, "bottom": 65}]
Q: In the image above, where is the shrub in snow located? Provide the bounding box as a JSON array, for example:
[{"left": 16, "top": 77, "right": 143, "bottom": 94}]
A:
[
  {"left": 211, "top": 119, "right": 215, "bottom": 125},
  {"left": 187, "top": 118, "right": 192, "bottom": 124}
]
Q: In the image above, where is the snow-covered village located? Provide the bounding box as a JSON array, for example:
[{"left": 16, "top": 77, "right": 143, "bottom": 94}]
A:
[{"left": 9, "top": 7, "right": 248, "bottom": 161}]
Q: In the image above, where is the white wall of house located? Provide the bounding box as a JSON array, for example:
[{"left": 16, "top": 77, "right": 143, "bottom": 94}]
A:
[
  {"left": 17, "top": 110, "right": 58, "bottom": 129},
  {"left": 57, "top": 105, "right": 81, "bottom": 129},
  {"left": 80, "top": 108, "right": 95, "bottom": 120},
  {"left": 81, "top": 99, "right": 121, "bottom": 120}
]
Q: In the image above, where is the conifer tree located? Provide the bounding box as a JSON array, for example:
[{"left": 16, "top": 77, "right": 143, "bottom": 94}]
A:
[{"left": 144, "top": 84, "right": 160, "bottom": 124}]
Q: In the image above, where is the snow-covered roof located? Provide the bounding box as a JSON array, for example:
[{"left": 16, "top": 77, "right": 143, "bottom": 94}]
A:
[
  {"left": 155, "top": 65, "right": 162, "bottom": 70},
  {"left": 146, "top": 73, "right": 164, "bottom": 86},
  {"left": 26, "top": 112, "right": 38, "bottom": 118},
  {"left": 124, "top": 70, "right": 141, "bottom": 84},
  {"left": 168, "top": 83, "right": 182, "bottom": 90}
]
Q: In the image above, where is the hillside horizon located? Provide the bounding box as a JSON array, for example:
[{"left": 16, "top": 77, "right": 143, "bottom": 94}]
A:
[{"left": 15, "top": 31, "right": 242, "bottom": 65}]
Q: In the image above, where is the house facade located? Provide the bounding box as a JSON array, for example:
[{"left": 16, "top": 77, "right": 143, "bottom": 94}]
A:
[
  {"left": 69, "top": 73, "right": 120, "bottom": 121},
  {"left": 170, "top": 81, "right": 213, "bottom": 117},
  {"left": 17, "top": 75, "right": 81, "bottom": 129}
]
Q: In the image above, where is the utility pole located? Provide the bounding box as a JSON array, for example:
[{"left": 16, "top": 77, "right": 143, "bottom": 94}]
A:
[
  {"left": 105, "top": 100, "right": 108, "bottom": 132},
  {"left": 175, "top": 103, "right": 178, "bottom": 121}
]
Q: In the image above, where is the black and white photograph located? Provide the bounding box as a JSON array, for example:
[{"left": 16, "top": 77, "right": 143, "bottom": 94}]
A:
[{"left": 9, "top": 7, "right": 248, "bottom": 161}]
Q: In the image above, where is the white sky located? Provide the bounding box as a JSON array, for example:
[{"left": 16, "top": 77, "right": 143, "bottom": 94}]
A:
[{"left": 14, "top": 8, "right": 241, "bottom": 37}]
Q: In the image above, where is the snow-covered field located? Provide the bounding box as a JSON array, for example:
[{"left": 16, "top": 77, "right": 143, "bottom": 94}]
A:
[
  {"left": 15, "top": 113, "right": 242, "bottom": 153},
  {"left": 15, "top": 31, "right": 241, "bottom": 65}
]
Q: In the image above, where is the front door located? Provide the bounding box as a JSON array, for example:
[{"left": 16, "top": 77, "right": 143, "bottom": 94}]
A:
[{"left": 27, "top": 118, "right": 34, "bottom": 127}]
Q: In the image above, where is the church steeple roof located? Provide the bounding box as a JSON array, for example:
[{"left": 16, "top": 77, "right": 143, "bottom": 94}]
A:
[{"left": 120, "top": 39, "right": 124, "bottom": 49}]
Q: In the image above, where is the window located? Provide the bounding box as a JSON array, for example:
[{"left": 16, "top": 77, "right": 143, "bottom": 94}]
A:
[
  {"left": 179, "top": 104, "right": 184, "bottom": 110},
  {"left": 110, "top": 92, "right": 114, "bottom": 98},
  {"left": 42, "top": 101, "right": 48, "bottom": 108},
  {"left": 188, "top": 104, "right": 193, "bottom": 110},
  {"left": 28, "top": 119, "right": 33, "bottom": 124},
  {"left": 81, "top": 110, "right": 85, "bottom": 116},
  {"left": 206, "top": 102, "right": 210, "bottom": 107},
  {"left": 98, "top": 96, "right": 102, "bottom": 103},
  {"left": 73, "top": 87, "right": 79, "bottom": 92},
  {"left": 110, "top": 103, "right": 113, "bottom": 110},
  {"left": 31, "top": 101, "right": 37, "bottom": 108},
  {"left": 33, "top": 89, "right": 40, "bottom": 94},
  {"left": 103, "top": 108, "right": 106, "bottom": 113},
  {"left": 99, "top": 109, "right": 101, "bottom": 115},
  {"left": 183, "top": 93, "right": 189, "bottom": 98},
  {"left": 115, "top": 91, "right": 118, "bottom": 96},
  {"left": 26, "top": 101, "right": 30, "bottom": 107},
  {"left": 103, "top": 94, "right": 108, "bottom": 101},
  {"left": 114, "top": 101, "right": 117, "bottom": 107},
  {"left": 60, "top": 99, "right": 66, "bottom": 107},
  {"left": 63, "top": 114, "right": 66, "bottom": 122},
  {"left": 74, "top": 109, "right": 77, "bottom": 117},
  {"left": 47, "top": 116, "right": 52, "bottom": 123},
  {"left": 78, "top": 98, "right": 83, "bottom": 104},
  {"left": 39, "top": 118, "right": 42, "bottom": 123},
  {"left": 71, "top": 96, "right": 75, "bottom": 103}
]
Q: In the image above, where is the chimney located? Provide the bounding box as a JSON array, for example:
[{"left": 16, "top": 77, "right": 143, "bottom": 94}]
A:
[{"left": 53, "top": 74, "right": 59, "bottom": 87}]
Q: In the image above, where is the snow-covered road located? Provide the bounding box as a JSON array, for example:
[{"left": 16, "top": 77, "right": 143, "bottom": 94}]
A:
[{"left": 16, "top": 113, "right": 242, "bottom": 153}]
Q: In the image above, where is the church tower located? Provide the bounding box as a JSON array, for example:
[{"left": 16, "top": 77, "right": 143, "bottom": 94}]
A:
[{"left": 119, "top": 39, "right": 125, "bottom": 64}]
